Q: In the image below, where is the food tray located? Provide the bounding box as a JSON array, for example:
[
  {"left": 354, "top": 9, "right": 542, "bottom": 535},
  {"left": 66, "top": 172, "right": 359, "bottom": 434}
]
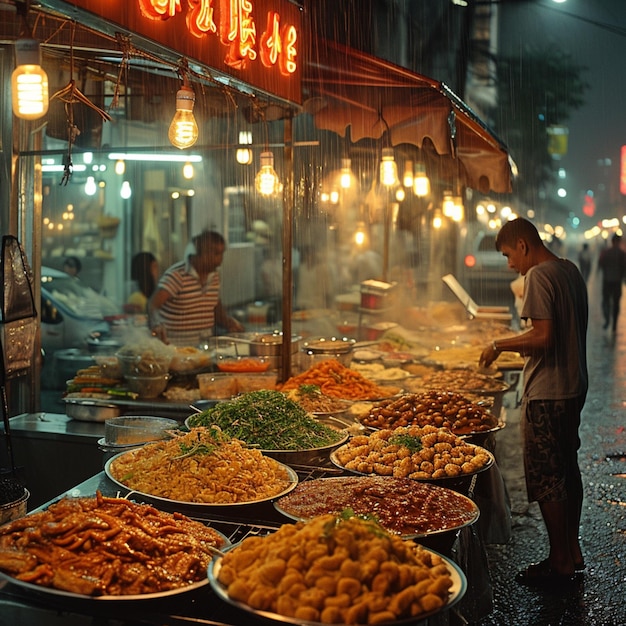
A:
[
  {"left": 274, "top": 475, "right": 480, "bottom": 538},
  {"left": 104, "top": 453, "right": 298, "bottom": 508},
  {"left": 208, "top": 543, "right": 466, "bottom": 626},
  {"left": 329, "top": 446, "right": 495, "bottom": 484},
  {"left": 0, "top": 498, "right": 230, "bottom": 600},
  {"left": 0, "top": 570, "right": 209, "bottom": 601}
]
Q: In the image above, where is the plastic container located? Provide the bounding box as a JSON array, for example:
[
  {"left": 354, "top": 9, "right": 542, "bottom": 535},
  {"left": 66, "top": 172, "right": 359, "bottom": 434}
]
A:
[
  {"left": 104, "top": 416, "right": 178, "bottom": 446},
  {"left": 360, "top": 279, "right": 397, "bottom": 310},
  {"left": 197, "top": 373, "right": 238, "bottom": 399},
  {"left": 216, "top": 355, "right": 270, "bottom": 373},
  {"left": 364, "top": 321, "right": 398, "bottom": 341},
  {"left": 124, "top": 373, "right": 170, "bottom": 398}
]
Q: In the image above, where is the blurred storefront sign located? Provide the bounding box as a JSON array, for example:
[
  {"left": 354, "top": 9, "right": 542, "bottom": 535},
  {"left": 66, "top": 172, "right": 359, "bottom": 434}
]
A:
[
  {"left": 547, "top": 124, "right": 569, "bottom": 159},
  {"left": 37, "top": 0, "right": 302, "bottom": 105}
]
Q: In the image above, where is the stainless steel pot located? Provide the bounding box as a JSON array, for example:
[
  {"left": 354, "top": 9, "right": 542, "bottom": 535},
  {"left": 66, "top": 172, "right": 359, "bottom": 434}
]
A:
[
  {"left": 248, "top": 333, "right": 301, "bottom": 356},
  {"left": 64, "top": 399, "right": 121, "bottom": 422}
]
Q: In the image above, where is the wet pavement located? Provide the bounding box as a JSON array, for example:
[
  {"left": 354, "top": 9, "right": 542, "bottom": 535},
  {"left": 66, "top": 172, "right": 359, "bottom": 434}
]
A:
[{"left": 471, "top": 273, "right": 626, "bottom": 626}]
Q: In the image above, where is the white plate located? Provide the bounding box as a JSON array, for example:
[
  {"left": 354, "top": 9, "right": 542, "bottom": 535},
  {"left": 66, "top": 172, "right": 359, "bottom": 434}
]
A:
[
  {"left": 105, "top": 452, "right": 298, "bottom": 507},
  {"left": 208, "top": 543, "right": 467, "bottom": 625}
]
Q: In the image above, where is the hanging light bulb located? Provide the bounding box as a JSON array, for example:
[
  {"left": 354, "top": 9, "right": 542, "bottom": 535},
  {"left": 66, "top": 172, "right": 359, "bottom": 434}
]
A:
[
  {"left": 403, "top": 160, "right": 414, "bottom": 188},
  {"left": 84, "top": 176, "right": 97, "bottom": 196},
  {"left": 442, "top": 191, "right": 455, "bottom": 218},
  {"left": 120, "top": 180, "right": 132, "bottom": 199},
  {"left": 413, "top": 162, "right": 430, "bottom": 197},
  {"left": 433, "top": 209, "right": 443, "bottom": 229},
  {"left": 11, "top": 39, "right": 49, "bottom": 120},
  {"left": 236, "top": 130, "right": 253, "bottom": 165},
  {"left": 340, "top": 158, "right": 353, "bottom": 189},
  {"left": 168, "top": 82, "right": 198, "bottom": 149},
  {"left": 255, "top": 151, "right": 281, "bottom": 196},
  {"left": 114, "top": 159, "right": 125, "bottom": 175},
  {"left": 182, "top": 161, "right": 194, "bottom": 179},
  {"left": 354, "top": 221, "right": 367, "bottom": 247},
  {"left": 451, "top": 194, "right": 465, "bottom": 222},
  {"left": 379, "top": 148, "right": 398, "bottom": 187}
]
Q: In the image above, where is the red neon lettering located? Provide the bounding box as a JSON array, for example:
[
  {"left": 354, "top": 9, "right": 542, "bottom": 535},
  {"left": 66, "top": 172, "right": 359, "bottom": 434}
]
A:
[
  {"left": 187, "top": 0, "right": 217, "bottom": 38},
  {"left": 260, "top": 12, "right": 281, "bottom": 68},
  {"left": 220, "top": 0, "right": 257, "bottom": 70},
  {"left": 279, "top": 23, "right": 297, "bottom": 75},
  {"left": 138, "top": 0, "right": 181, "bottom": 20}
]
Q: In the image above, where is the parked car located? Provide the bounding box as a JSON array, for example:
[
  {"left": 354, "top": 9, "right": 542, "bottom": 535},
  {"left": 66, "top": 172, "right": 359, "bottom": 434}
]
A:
[
  {"left": 457, "top": 228, "right": 518, "bottom": 305},
  {"left": 40, "top": 267, "right": 120, "bottom": 388}
]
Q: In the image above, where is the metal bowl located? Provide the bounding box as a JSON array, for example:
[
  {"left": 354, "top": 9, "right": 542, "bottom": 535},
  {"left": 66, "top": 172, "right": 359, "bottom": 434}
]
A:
[
  {"left": 64, "top": 399, "right": 121, "bottom": 422},
  {"left": 248, "top": 333, "right": 301, "bottom": 357}
]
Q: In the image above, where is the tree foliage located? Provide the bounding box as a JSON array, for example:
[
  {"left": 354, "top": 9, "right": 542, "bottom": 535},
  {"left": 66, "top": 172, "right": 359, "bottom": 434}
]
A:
[{"left": 494, "top": 46, "right": 589, "bottom": 206}]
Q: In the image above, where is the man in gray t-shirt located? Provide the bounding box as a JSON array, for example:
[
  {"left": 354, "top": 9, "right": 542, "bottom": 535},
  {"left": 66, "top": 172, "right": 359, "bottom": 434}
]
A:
[{"left": 479, "top": 218, "right": 588, "bottom": 589}]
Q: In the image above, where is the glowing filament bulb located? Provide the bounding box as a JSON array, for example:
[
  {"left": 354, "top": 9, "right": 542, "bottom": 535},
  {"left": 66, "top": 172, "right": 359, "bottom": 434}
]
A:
[
  {"left": 255, "top": 151, "right": 281, "bottom": 196},
  {"left": 11, "top": 39, "right": 49, "bottom": 120},
  {"left": 379, "top": 148, "right": 398, "bottom": 187},
  {"left": 413, "top": 162, "right": 430, "bottom": 197},
  {"left": 340, "top": 158, "right": 352, "bottom": 189},
  {"left": 168, "top": 85, "right": 198, "bottom": 150}
]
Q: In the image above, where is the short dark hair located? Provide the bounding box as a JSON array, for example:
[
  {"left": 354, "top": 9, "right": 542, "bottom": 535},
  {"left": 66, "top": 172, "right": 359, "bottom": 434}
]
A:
[
  {"left": 495, "top": 218, "right": 542, "bottom": 251},
  {"left": 63, "top": 256, "right": 82, "bottom": 273},
  {"left": 192, "top": 230, "right": 225, "bottom": 255},
  {"left": 612, "top": 233, "right": 622, "bottom": 244}
]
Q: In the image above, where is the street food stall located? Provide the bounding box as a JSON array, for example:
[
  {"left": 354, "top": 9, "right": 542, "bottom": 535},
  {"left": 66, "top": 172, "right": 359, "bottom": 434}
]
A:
[{"left": 0, "top": 2, "right": 525, "bottom": 625}]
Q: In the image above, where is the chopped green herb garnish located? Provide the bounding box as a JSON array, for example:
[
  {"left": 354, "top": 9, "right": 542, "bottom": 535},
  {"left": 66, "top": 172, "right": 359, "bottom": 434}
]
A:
[
  {"left": 388, "top": 433, "right": 423, "bottom": 453},
  {"left": 186, "top": 390, "right": 344, "bottom": 450}
]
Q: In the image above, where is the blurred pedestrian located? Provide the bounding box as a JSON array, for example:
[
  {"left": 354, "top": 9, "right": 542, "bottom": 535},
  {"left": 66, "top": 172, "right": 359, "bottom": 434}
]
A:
[
  {"left": 598, "top": 233, "right": 626, "bottom": 331},
  {"left": 479, "top": 217, "right": 587, "bottom": 588},
  {"left": 62, "top": 255, "right": 82, "bottom": 277},
  {"left": 577, "top": 243, "right": 592, "bottom": 283}
]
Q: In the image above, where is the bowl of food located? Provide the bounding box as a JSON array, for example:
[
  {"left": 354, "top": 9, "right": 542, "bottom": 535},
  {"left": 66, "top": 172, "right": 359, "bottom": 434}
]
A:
[
  {"left": 115, "top": 340, "right": 174, "bottom": 377},
  {"left": 124, "top": 373, "right": 171, "bottom": 398},
  {"left": 169, "top": 346, "right": 211, "bottom": 374},
  {"left": 301, "top": 336, "right": 356, "bottom": 369},
  {"left": 186, "top": 389, "right": 348, "bottom": 465}
]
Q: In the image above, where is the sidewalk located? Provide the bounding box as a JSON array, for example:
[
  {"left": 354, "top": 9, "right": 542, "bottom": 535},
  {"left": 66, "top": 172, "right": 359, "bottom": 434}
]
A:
[{"left": 474, "top": 275, "right": 626, "bottom": 626}]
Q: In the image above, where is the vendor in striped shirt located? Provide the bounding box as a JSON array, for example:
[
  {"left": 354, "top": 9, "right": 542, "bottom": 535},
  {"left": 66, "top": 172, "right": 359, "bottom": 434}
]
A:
[{"left": 148, "top": 230, "right": 244, "bottom": 346}]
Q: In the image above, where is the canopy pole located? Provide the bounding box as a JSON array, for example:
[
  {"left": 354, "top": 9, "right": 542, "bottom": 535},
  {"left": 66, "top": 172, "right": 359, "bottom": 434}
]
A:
[{"left": 280, "top": 116, "right": 294, "bottom": 383}]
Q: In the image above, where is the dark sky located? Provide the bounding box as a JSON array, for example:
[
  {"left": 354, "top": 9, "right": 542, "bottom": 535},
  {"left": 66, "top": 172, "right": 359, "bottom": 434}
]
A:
[{"left": 502, "top": 0, "right": 626, "bottom": 216}]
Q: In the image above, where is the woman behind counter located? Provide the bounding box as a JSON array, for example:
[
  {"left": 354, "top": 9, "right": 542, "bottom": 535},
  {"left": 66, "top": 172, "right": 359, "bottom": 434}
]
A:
[{"left": 125, "top": 252, "right": 159, "bottom": 314}]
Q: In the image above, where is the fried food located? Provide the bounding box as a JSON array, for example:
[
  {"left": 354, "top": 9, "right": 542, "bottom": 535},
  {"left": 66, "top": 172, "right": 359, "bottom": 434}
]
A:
[
  {"left": 333, "top": 425, "right": 492, "bottom": 480},
  {"left": 217, "top": 513, "right": 455, "bottom": 623},
  {"left": 356, "top": 390, "right": 499, "bottom": 434},
  {"left": 278, "top": 359, "right": 400, "bottom": 400},
  {"left": 0, "top": 492, "right": 226, "bottom": 596}
]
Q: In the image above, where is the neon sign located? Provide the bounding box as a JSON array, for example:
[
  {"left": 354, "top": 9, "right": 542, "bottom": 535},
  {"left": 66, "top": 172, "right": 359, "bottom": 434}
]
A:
[{"left": 138, "top": 0, "right": 297, "bottom": 75}]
